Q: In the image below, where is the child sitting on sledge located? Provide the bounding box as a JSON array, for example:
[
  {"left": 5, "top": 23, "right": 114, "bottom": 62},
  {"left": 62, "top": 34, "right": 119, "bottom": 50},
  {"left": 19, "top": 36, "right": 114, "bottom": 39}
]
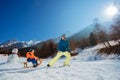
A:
[{"left": 26, "top": 49, "right": 40, "bottom": 67}]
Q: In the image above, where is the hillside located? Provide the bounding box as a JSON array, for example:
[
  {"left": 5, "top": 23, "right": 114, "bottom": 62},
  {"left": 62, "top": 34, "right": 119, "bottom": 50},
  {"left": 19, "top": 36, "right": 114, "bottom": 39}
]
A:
[{"left": 70, "top": 21, "right": 112, "bottom": 41}]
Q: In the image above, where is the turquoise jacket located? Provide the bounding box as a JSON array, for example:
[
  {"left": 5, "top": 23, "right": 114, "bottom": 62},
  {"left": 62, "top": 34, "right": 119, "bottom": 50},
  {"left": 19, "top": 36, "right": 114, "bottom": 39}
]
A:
[{"left": 58, "top": 39, "right": 70, "bottom": 52}]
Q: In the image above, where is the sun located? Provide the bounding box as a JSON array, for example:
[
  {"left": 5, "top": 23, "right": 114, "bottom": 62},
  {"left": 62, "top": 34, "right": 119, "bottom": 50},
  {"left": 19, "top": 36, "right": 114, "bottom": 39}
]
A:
[{"left": 105, "top": 5, "right": 118, "bottom": 18}]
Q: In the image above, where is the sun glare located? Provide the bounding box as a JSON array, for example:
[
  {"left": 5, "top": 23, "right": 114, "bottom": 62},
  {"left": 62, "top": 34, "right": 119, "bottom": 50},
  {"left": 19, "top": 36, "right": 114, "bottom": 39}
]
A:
[{"left": 105, "top": 5, "right": 118, "bottom": 18}]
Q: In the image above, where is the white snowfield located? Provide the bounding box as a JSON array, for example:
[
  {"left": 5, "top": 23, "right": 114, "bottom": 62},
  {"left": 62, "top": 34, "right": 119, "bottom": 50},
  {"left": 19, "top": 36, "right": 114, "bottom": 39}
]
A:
[
  {"left": 0, "top": 54, "right": 120, "bottom": 80},
  {"left": 0, "top": 41, "right": 120, "bottom": 80}
]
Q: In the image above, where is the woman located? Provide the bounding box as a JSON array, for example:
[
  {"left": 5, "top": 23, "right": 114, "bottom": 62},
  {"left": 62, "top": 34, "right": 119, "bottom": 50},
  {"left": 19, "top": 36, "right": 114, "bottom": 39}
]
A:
[{"left": 47, "top": 34, "right": 71, "bottom": 67}]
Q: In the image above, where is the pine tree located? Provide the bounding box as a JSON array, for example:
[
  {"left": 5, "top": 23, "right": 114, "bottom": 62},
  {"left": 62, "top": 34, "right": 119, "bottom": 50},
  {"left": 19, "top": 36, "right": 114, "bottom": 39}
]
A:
[{"left": 89, "top": 32, "right": 97, "bottom": 46}]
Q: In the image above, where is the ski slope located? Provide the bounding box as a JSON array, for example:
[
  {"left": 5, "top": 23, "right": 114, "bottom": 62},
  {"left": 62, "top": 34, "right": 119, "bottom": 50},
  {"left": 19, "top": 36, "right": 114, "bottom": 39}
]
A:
[{"left": 0, "top": 54, "right": 120, "bottom": 80}]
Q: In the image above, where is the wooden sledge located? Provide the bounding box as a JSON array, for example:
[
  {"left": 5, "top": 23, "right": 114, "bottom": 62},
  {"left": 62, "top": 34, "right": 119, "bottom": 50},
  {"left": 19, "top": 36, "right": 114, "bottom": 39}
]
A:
[{"left": 24, "top": 58, "right": 42, "bottom": 68}]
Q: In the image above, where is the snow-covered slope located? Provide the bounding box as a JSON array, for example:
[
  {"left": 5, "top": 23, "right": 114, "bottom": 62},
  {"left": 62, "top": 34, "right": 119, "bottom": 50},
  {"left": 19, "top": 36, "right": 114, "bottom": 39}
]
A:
[
  {"left": 0, "top": 39, "right": 120, "bottom": 80},
  {"left": 74, "top": 47, "right": 120, "bottom": 61},
  {"left": 0, "top": 52, "right": 120, "bottom": 80},
  {"left": 74, "top": 40, "right": 120, "bottom": 61}
]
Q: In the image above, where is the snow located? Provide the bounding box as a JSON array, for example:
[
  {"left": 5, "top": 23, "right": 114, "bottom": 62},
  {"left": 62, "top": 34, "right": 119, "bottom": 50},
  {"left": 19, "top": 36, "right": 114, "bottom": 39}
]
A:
[
  {"left": 92, "top": 39, "right": 120, "bottom": 50},
  {"left": 0, "top": 40, "right": 19, "bottom": 48},
  {"left": 0, "top": 40, "right": 41, "bottom": 48},
  {"left": 75, "top": 45, "right": 120, "bottom": 61},
  {"left": 26, "top": 40, "right": 41, "bottom": 47},
  {"left": 0, "top": 53, "right": 120, "bottom": 80}
]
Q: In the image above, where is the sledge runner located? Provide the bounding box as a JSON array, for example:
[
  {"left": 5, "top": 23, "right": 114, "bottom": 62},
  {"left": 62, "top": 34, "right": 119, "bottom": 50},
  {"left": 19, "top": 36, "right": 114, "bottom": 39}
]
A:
[{"left": 47, "top": 34, "right": 71, "bottom": 67}]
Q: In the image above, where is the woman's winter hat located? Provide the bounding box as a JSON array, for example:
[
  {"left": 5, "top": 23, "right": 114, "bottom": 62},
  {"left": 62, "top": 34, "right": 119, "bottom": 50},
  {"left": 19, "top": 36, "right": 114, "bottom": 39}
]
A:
[{"left": 12, "top": 48, "right": 18, "bottom": 54}]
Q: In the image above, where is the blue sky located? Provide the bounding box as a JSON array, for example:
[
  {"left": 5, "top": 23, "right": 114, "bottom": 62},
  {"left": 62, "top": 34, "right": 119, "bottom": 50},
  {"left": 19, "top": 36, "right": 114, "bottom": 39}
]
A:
[{"left": 0, "top": 0, "right": 113, "bottom": 43}]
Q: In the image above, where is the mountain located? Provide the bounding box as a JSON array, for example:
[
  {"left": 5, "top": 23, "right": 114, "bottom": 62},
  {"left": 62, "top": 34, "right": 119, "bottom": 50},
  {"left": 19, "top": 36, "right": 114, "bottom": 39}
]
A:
[
  {"left": 0, "top": 40, "right": 19, "bottom": 48},
  {"left": 70, "top": 24, "right": 95, "bottom": 40},
  {"left": 70, "top": 21, "right": 112, "bottom": 41},
  {"left": 0, "top": 40, "right": 41, "bottom": 49},
  {"left": 25, "top": 40, "right": 41, "bottom": 47}
]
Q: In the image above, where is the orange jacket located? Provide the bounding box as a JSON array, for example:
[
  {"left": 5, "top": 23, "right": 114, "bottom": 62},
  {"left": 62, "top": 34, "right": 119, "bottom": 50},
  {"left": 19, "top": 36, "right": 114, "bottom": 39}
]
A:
[{"left": 26, "top": 52, "right": 38, "bottom": 60}]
